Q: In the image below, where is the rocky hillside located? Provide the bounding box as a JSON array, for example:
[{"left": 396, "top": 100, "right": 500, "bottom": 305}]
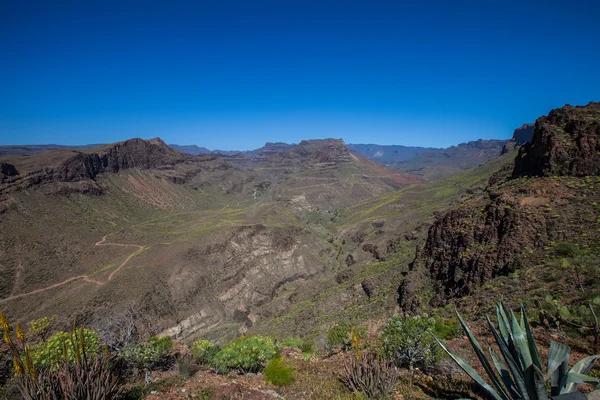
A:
[
  {"left": 0, "top": 138, "right": 232, "bottom": 195},
  {"left": 514, "top": 102, "right": 600, "bottom": 177},
  {"left": 399, "top": 102, "right": 600, "bottom": 312}
]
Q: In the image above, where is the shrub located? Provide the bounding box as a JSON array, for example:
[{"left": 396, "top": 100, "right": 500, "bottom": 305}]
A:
[
  {"left": 340, "top": 351, "right": 398, "bottom": 399},
  {"left": 433, "top": 315, "right": 462, "bottom": 340},
  {"left": 27, "top": 315, "right": 56, "bottom": 341},
  {"left": 264, "top": 357, "right": 295, "bottom": 386},
  {"left": 191, "top": 339, "right": 219, "bottom": 365},
  {"left": 379, "top": 314, "right": 441, "bottom": 370},
  {"left": 30, "top": 328, "right": 100, "bottom": 369},
  {"left": 120, "top": 335, "right": 173, "bottom": 370},
  {"left": 213, "top": 335, "right": 277, "bottom": 374},
  {"left": 282, "top": 337, "right": 314, "bottom": 354},
  {"left": 326, "top": 324, "right": 351, "bottom": 351},
  {"left": 434, "top": 302, "right": 600, "bottom": 399}
]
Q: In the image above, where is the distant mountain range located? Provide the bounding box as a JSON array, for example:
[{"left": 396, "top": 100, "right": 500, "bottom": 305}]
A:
[{"left": 0, "top": 124, "right": 535, "bottom": 181}]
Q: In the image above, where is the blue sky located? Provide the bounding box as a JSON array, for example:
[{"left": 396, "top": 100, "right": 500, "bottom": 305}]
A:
[{"left": 1, "top": 1, "right": 599, "bottom": 150}]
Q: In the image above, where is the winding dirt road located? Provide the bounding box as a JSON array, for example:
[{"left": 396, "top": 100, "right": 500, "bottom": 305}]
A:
[{"left": 0, "top": 236, "right": 146, "bottom": 303}]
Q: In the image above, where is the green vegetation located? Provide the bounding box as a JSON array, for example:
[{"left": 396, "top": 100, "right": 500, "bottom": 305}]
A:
[
  {"left": 0, "top": 312, "right": 120, "bottom": 399},
  {"left": 26, "top": 315, "right": 56, "bottom": 341},
  {"left": 263, "top": 357, "right": 295, "bottom": 386},
  {"left": 327, "top": 324, "right": 352, "bottom": 351},
  {"left": 30, "top": 328, "right": 100, "bottom": 369},
  {"left": 282, "top": 336, "right": 314, "bottom": 354},
  {"left": 191, "top": 338, "right": 219, "bottom": 365},
  {"left": 213, "top": 335, "right": 278, "bottom": 374},
  {"left": 379, "top": 315, "right": 441, "bottom": 370},
  {"left": 119, "top": 336, "right": 173, "bottom": 370},
  {"left": 435, "top": 302, "right": 600, "bottom": 399}
]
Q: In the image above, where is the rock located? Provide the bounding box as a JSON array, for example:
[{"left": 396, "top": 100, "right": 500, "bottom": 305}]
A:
[
  {"left": 361, "top": 278, "right": 375, "bottom": 298},
  {"left": 210, "top": 383, "right": 282, "bottom": 400},
  {"left": 362, "top": 243, "right": 382, "bottom": 260},
  {"left": 0, "top": 163, "right": 18, "bottom": 177},
  {"left": 512, "top": 123, "right": 535, "bottom": 145},
  {"left": 345, "top": 254, "right": 355, "bottom": 266},
  {"left": 336, "top": 270, "right": 352, "bottom": 284},
  {"left": 399, "top": 196, "right": 547, "bottom": 309},
  {"left": 513, "top": 102, "right": 600, "bottom": 177}
]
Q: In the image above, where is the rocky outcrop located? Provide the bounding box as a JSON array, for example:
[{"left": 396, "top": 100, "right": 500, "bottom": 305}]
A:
[
  {"left": 513, "top": 102, "right": 600, "bottom": 177},
  {"left": 0, "top": 138, "right": 227, "bottom": 193},
  {"left": 0, "top": 163, "right": 18, "bottom": 177},
  {"left": 512, "top": 123, "right": 535, "bottom": 145},
  {"left": 270, "top": 139, "right": 354, "bottom": 165},
  {"left": 399, "top": 195, "right": 548, "bottom": 311},
  {"left": 399, "top": 102, "right": 600, "bottom": 312}
]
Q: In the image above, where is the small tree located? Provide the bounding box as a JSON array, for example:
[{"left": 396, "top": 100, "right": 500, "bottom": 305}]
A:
[{"left": 379, "top": 314, "right": 441, "bottom": 371}]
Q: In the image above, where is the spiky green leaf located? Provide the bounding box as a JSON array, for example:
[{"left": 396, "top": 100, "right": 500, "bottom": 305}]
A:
[
  {"left": 521, "top": 304, "right": 543, "bottom": 372},
  {"left": 433, "top": 335, "right": 505, "bottom": 400},
  {"left": 524, "top": 364, "right": 549, "bottom": 400},
  {"left": 455, "top": 310, "right": 511, "bottom": 400},
  {"left": 562, "top": 356, "right": 600, "bottom": 393},
  {"left": 487, "top": 315, "right": 529, "bottom": 400},
  {"left": 489, "top": 347, "right": 521, "bottom": 399},
  {"left": 510, "top": 310, "right": 533, "bottom": 370},
  {"left": 560, "top": 372, "right": 600, "bottom": 394}
]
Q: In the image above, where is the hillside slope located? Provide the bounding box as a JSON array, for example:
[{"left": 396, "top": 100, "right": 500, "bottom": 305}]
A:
[{"left": 399, "top": 102, "right": 600, "bottom": 314}]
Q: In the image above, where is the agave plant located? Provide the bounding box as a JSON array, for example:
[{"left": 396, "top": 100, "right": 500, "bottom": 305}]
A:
[{"left": 433, "top": 303, "right": 600, "bottom": 400}]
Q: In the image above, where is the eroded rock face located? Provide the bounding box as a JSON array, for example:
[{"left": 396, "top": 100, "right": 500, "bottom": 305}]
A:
[
  {"left": 512, "top": 123, "right": 535, "bottom": 145},
  {"left": 0, "top": 138, "right": 229, "bottom": 194},
  {"left": 399, "top": 102, "right": 600, "bottom": 312},
  {"left": 513, "top": 102, "right": 600, "bottom": 177},
  {"left": 399, "top": 196, "right": 548, "bottom": 312},
  {"left": 0, "top": 163, "right": 18, "bottom": 177}
]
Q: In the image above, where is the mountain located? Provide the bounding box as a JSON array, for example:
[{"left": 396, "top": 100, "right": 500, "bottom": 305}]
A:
[
  {"left": 168, "top": 144, "right": 211, "bottom": 155},
  {"left": 0, "top": 136, "right": 427, "bottom": 343},
  {"left": 0, "top": 144, "right": 100, "bottom": 157},
  {"left": 347, "top": 139, "right": 509, "bottom": 181},
  {"left": 399, "top": 102, "right": 600, "bottom": 313},
  {"left": 346, "top": 143, "right": 434, "bottom": 163}
]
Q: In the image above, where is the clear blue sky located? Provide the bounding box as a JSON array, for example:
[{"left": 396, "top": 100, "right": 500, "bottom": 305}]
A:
[{"left": 1, "top": 0, "right": 599, "bottom": 150}]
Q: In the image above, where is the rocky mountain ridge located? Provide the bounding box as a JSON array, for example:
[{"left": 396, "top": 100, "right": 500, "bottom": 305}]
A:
[{"left": 399, "top": 102, "right": 600, "bottom": 312}]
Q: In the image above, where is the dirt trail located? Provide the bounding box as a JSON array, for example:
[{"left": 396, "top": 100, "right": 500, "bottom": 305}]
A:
[{"left": 0, "top": 236, "right": 146, "bottom": 303}]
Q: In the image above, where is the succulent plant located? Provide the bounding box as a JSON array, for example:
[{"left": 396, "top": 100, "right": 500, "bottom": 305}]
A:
[{"left": 433, "top": 302, "right": 600, "bottom": 400}]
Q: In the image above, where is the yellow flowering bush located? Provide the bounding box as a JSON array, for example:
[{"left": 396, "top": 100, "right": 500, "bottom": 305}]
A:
[{"left": 213, "top": 335, "right": 278, "bottom": 374}]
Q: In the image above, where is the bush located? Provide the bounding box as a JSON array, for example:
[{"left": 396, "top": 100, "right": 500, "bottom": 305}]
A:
[
  {"left": 120, "top": 335, "right": 173, "bottom": 370},
  {"left": 326, "top": 324, "right": 351, "bottom": 351},
  {"left": 263, "top": 357, "right": 295, "bottom": 386},
  {"left": 213, "top": 335, "right": 277, "bottom": 374},
  {"left": 433, "top": 316, "right": 462, "bottom": 340},
  {"left": 379, "top": 314, "right": 441, "bottom": 370},
  {"left": 191, "top": 339, "right": 219, "bottom": 365},
  {"left": 282, "top": 337, "right": 313, "bottom": 354},
  {"left": 30, "top": 329, "right": 100, "bottom": 369}
]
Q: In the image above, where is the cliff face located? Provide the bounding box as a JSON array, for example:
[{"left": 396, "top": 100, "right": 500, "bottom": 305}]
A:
[
  {"left": 512, "top": 123, "right": 535, "bottom": 145},
  {"left": 400, "top": 195, "right": 549, "bottom": 312},
  {"left": 513, "top": 102, "right": 600, "bottom": 177},
  {"left": 0, "top": 138, "right": 211, "bottom": 193},
  {"left": 399, "top": 102, "right": 600, "bottom": 312}
]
